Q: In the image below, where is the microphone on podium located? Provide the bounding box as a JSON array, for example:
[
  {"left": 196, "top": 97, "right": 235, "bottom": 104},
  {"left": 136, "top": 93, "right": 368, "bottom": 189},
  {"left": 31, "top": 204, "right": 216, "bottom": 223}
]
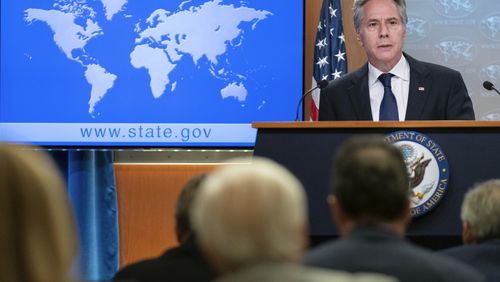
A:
[
  {"left": 295, "top": 79, "right": 329, "bottom": 121},
  {"left": 483, "top": 80, "right": 500, "bottom": 95}
]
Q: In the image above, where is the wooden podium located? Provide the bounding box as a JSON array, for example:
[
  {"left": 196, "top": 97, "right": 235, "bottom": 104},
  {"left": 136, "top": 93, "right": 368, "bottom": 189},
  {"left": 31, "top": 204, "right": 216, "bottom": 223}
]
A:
[{"left": 252, "top": 121, "right": 500, "bottom": 236}]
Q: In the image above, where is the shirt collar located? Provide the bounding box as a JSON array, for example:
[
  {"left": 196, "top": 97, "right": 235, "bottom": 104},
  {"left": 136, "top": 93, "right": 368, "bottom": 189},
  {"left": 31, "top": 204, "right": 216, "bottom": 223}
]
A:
[{"left": 368, "top": 54, "right": 410, "bottom": 86}]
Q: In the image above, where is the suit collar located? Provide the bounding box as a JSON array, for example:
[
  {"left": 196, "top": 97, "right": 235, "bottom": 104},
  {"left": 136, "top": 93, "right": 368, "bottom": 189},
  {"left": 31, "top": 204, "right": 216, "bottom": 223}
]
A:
[
  {"left": 350, "top": 53, "right": 431, "bottom": 120},
  {"left": 347, "top": 64, "right": 373, "bottom": 120},
  {"left": 348, "top": 225, "right": 405, "bottom": 243},
  {"left": 368, "top": 55, "right": 410, "bottom": 86},
  {"left": 161, "top": 235, "right": 200, "bottom": 258},
  {"left": 404, "top": 53, "right": 431, "bottom": 120}
]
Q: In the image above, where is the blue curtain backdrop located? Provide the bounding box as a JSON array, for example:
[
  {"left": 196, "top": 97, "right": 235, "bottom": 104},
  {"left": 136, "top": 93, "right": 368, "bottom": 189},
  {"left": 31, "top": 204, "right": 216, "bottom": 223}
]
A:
[{"left": 51, "top": 150, "right": 119, "bottom": 281}]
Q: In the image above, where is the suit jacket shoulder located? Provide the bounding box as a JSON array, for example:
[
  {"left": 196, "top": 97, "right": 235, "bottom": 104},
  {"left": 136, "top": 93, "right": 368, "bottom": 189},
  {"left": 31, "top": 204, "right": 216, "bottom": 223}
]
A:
[
  {"left": 304, "top": 227, "right": 484, "bottom": 282},
  {"left": 113, "top": 238, "right": 215, "bottom": 282},
  {"left": 439, "top": 239, "right": 500, "bottom": 282},
  {"left": 319, "top": 65, "right": 372, "bottom": 121}
]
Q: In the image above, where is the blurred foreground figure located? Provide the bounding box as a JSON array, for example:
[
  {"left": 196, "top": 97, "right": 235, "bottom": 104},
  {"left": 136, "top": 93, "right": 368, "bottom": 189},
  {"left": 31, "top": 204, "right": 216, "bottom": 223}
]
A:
[
  {"left": 439, "top": 180, "right": 500, "bottom": 282},
  {"left": 192, "top": 157, "right": 396, "bottom": 282},
  {"left": 0, "top": 144, "right": 78, "bottom": 282}
]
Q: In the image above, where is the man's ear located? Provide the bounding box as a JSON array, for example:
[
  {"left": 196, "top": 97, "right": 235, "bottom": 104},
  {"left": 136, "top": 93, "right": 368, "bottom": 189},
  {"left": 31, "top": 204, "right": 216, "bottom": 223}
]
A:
[
  {"left": 462, "top": 221, "right": 475, "bottom": 245},
  {"left": 328, "top": 195, "right": 348, "bottom": 235},
  {"left": 356, "top": 32, "right": 363, "bottom": 47},
  {"left": 401, "top": 199, "right": 412, "bottom": 226}
]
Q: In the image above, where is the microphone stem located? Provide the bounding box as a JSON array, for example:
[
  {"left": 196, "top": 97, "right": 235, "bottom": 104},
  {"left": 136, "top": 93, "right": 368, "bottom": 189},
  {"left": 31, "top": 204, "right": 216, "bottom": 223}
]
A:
[{"left": 295, "top": 87, "right": 318, "bottom": 121}]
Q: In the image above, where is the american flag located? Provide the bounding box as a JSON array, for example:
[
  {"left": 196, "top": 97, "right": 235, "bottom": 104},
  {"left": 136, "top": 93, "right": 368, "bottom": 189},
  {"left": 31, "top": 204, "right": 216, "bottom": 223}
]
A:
[{"left": 310, "top": 0, "right": 348, "bottom": 121}]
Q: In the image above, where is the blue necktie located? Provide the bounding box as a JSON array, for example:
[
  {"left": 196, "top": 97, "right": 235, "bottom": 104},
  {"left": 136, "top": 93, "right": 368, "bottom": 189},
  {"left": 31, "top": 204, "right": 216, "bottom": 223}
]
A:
[{"left": 378, "top": 73, "right": 399, "bottom": 121}]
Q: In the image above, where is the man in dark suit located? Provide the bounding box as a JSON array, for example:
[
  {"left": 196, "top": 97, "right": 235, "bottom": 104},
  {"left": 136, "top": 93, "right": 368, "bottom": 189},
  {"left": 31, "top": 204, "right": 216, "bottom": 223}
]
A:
[
  {"left": 319, "top": 0, "right": 474, "bottom": 121},
  {"left": 113, "top": 174, "right": 216, "bottom": 282},
  {"left": 304, "top": 136, "right": 484, "bottom": 282},
  {"left": 439, "top": 179, "right": 500, "bottom": 282}
]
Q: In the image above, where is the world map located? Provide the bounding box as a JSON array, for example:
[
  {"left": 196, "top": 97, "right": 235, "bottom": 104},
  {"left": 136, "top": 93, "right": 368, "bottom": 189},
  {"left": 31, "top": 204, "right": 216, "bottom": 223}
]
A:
[{"left": 24, "top": 0, "right": 271, "bottom": 117}]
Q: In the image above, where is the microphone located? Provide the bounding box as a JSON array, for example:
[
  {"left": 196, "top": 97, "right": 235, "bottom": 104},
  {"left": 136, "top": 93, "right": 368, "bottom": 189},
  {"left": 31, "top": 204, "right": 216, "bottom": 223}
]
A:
[
  {"left": 295, "top": 79, "right": 329, "bottom": 121},
  {"left": 483, "top": 81, "right": 500, "bottom": 95}
]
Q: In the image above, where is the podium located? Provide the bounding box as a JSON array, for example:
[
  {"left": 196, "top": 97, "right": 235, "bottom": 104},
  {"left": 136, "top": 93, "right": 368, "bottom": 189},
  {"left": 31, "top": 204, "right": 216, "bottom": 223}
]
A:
[{"left": 253, "top": 121, "right": 500, "bottom": 236}]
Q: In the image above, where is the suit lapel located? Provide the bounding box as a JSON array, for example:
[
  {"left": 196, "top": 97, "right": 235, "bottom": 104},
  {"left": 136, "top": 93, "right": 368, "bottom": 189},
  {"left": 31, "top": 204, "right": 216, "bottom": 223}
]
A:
[
  {"left": 348, "top": 65, "right": 373, "bottom": 120},
  {"left": 405, "top": 54, "right": 430, "bottom": 120}
]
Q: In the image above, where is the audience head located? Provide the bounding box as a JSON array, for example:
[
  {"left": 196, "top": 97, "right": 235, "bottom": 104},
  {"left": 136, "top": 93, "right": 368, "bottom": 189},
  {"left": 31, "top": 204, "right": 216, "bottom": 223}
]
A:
[
  {"left": 191, "top": 157, "right": 307, "bottom": 273},
  {"left": 0, "top": 143, "right": 78, "bottom": 282},
  {"left": 460, "top": 179, "right": 500, "bottom": 244},
  {"left": 330, "top": 136, "right": 410, "bottom": 234},
  {"left": 174, "top": 173, "right": 207, "bottom": 243}
]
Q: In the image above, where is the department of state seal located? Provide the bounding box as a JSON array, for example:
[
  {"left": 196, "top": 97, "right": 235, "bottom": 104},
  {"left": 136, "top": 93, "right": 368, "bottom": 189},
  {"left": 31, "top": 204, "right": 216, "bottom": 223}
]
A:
[{"left": 385, "top": 131, "right": 449, "bottom": 217}]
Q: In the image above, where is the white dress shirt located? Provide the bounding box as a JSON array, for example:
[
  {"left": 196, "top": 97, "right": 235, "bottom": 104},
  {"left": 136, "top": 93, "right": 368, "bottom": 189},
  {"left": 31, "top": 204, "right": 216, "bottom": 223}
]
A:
[{"left": 368, "top": 55, "right": 410, "bottom": 121}]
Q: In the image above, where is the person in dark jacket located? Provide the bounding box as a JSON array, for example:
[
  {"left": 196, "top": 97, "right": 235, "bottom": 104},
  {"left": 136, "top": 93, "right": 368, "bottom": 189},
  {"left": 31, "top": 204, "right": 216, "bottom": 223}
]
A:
[
  {"left": 114, "top": 174, "right": 216, "bottom": 282},
  {"left": 439, "top": 179, "right": 500, "bottom": 282},
  {"left": 304, "top": 136, "right": 485, "bottom": 282}
]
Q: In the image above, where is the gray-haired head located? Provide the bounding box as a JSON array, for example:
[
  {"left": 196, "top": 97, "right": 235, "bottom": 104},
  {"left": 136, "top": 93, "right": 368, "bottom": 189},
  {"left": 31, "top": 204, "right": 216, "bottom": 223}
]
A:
[
  {"left": 191, "top": 157, "right": 307, "bottom": 271},
  {"left": 461, "top": 179, "right": 500, "bottom": 242},
  {"left": 353, "top": 0, "right": 408, "bottom": 32}
]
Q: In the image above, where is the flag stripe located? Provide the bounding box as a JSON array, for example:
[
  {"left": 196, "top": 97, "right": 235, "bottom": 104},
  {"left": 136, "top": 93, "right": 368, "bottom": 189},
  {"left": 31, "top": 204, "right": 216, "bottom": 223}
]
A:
[
  {"left": 311, "top": 0, "right": 348, "bottom": 121},
  {"left": 310, "top": 77, "right": 320, "bottom": 121}
]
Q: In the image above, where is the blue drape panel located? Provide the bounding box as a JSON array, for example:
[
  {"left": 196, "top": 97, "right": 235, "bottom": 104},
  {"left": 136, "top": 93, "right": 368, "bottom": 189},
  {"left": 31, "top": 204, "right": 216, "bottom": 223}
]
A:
[{"left": 51, "top": 150, "right": 119, "bottom": 281}]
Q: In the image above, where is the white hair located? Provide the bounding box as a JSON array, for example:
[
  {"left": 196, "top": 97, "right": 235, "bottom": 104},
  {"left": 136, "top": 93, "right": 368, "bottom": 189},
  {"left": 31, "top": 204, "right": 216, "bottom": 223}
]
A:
[
  {"left": 461, "top": 179, "right": 500, "bottom": 241},
  {"left": 191, "top": 157, "right": 307, "bottom": 269}
]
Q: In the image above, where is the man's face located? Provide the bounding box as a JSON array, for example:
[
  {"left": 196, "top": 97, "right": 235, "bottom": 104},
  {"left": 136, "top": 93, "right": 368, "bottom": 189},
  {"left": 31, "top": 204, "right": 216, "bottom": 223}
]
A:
[{"left": 357, "top": 0, "right": 406, "bottom": 72}]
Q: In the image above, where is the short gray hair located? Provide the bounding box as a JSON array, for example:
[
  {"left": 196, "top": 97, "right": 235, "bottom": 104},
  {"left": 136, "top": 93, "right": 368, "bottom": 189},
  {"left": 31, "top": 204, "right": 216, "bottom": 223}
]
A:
[
  {"left": 353, "top": 0, "right": 408, "bottom": 32},
  {"left": 461, "top": 180, "right": 500, "bottom": 241},
  {"left": 191, "top": 157, "right": 306, "bottom": 269}
]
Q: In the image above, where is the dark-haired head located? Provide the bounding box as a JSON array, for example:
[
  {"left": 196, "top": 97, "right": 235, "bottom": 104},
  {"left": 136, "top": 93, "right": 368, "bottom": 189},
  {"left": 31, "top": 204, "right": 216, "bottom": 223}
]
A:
[
  {"left": 175, "top": 174, "right": 207, "bottom": 243},
  {"left": 330, "top": 136, "right": 410, "bottom": 232}
]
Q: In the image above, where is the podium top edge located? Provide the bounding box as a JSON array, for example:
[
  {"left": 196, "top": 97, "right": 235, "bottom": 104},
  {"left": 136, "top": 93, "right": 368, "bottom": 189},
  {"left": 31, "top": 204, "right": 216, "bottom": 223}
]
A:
[{"left": 252, "top": 121, "right": 500, "bottom": 129}]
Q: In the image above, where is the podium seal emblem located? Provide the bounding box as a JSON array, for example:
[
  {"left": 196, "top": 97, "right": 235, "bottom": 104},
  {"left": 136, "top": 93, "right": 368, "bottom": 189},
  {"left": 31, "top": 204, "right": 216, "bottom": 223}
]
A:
[{"left": 385, "top": 131, "right": 449, "bottom": 217}]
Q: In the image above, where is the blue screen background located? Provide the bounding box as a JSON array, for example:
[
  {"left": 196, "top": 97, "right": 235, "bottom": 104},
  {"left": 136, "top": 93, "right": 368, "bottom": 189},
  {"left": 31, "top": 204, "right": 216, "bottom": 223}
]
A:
[{"left": 0, "top": 0, "right": 303, "bottom": 146}]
